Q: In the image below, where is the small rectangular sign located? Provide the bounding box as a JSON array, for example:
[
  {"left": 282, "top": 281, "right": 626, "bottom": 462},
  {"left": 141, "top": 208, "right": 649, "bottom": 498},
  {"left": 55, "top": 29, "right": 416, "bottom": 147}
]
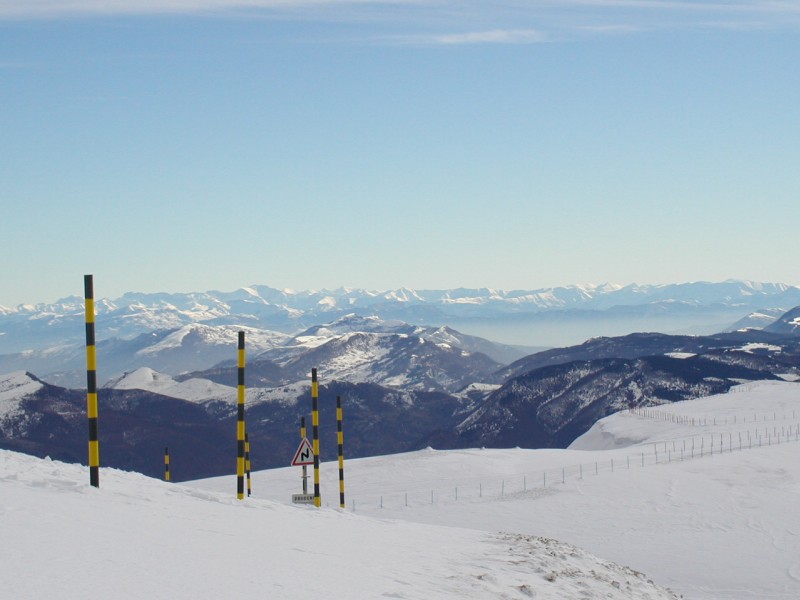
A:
[{"left": 292, "top": 493, "right": 315, "bottom": 505}]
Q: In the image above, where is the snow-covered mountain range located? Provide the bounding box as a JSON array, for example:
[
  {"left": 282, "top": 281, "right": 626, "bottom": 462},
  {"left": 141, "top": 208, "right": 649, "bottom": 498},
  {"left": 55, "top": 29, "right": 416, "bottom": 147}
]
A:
[
  {"left": 2, "top": 314, "right": 798, "bottom": 481},
  {"left": 0, "top": 314, "right": 524, "bottom": 389},
  {"left": 2, "top": 280, "right": 799, "bottom": 353}
]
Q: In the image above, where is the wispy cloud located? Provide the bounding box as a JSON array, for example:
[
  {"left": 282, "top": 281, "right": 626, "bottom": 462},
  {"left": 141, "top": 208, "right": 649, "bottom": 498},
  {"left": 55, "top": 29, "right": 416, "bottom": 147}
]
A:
[
  {"left": 0, "top": 0, "right": 372, "bottom": 19},
  {"left": 3, "top": 0, "right": 800, "bottom": 18},
  {"left": 398, "top": 28, "right": 549, "bottom": 45},
  {"left": 2, "top": 0, "right": 799, "bottom": 43}
]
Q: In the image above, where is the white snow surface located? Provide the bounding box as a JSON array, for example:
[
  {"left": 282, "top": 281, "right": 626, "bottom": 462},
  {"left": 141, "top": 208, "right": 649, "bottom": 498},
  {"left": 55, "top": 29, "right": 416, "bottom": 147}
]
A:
[
  {"left": 5, "top": 379, "right": 800, "bottom": 598},
  {"left": 191, "top": 381, "right": 800, "bottom": 600},
  {"left": 0, "top": 451, "right": 679, "bottom": 600},
  {"left": 735, "top": 342, "right": 783, "bottom": 353}
]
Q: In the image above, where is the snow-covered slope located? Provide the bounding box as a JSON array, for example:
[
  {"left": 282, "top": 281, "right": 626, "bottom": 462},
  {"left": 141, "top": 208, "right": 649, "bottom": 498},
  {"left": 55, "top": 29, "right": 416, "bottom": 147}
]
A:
[
  {"left": 0, "top": 450, "right": 679, "bottom": 600},
  {"left": 192, "top": 380, "right": 800, "bottom": 599},
  {"left": 765, "top": 305, "right": 800, "bottom": 336},
  {"left": 0, "top": 371, "right": 42, "bottom": 422}
]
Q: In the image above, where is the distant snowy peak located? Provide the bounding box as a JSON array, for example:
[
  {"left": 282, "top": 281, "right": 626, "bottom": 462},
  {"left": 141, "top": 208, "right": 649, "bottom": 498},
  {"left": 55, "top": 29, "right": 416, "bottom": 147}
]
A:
[
  {"left": 135, "top": 323, "right": 289, "bottom": 356},
  {"left": 296, "top": 314, "right": 409, "bottom": 338},
  {"left": 5, "top": 279, "right": 797, "bottom": 317},
  {"left": 3, "top": 280, "right": 800, "bottom": 356},
  {"left": 724, "top": 308, "right": 786, "bottom": 332},
  {"left": 105, "top": 367, "right": 234, "bottom": 403},
  {"left": 0, "top": 371, "right": 43, "bottom": 403},
  {"left": 0, "top": 371, "right": 44, "bottom": 423},
  {"left": 105, "top": 366, "right": 310, "bottom": 406}
]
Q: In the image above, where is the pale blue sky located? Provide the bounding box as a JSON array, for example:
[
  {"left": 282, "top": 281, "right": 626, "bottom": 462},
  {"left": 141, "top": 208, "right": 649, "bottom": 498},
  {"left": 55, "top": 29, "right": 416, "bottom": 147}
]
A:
[{"left": 1, "top": 1, "right": 798, "bottom": 306}]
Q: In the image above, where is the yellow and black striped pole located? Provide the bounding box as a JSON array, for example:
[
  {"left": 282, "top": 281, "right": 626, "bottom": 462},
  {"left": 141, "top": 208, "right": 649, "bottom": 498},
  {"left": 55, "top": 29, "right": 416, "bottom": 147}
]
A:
[
  {"left": 164, "top": 447, "right": 171, "bottom": 482},
  {"left": 84, "top": 274, "right": 100, "bottom": 488},
  {"left": 337, "top": 395, "right": 345, "bottom": 509},
  {"left": 236, "top": 331, "right": 246, "bottom": 500},
  {"left": 311, "top": 368, "right": 321, "bottom": 508},
  {"left": 245, "top": 432, "right": 252, "bottom": 497}
]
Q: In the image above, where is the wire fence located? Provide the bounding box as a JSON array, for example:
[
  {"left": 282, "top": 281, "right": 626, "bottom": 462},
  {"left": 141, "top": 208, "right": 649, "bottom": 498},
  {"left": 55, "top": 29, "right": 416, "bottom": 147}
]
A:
[
  {"left": 629, "top": 405, "right": 797, "bottom": 427},
  {"left": 348, "top": 408, "right": 800, "bottom": 513}
]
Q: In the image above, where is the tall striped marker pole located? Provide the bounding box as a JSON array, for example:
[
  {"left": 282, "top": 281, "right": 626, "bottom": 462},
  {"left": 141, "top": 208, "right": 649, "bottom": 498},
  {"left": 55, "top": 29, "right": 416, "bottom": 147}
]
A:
[
  {"left": 311, "top": 368, "right": 321, "bottom": 508},
  {"left": 245, "top": 432, "right": 252, "bottom": 497},
  {"left": 236, "top": 331, "right": 246, "bottom": 500},
  {"left": 164, "top": 447, "right": 171, "bottom": 482},
  {"left": 337, "top": 395, "right": 345, "bottom": 509},
  {"left": 84, "top": 274, "right": 100, "bottom": 488},
  {"left": 300, "top": 416, "right": 308, "bottom": 495}
]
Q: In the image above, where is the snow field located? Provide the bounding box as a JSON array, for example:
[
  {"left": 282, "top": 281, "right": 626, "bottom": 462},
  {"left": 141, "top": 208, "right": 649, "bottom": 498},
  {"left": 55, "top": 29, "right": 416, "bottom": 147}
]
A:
[
  {"left": 3, "top": 380, "right": 799, "bottom": 599},
  {"left": 194, "top": 381, "right": 800, "bottom": 599},
  {"left": 0, "top": 451, "right": 678, "bottom": 600}
]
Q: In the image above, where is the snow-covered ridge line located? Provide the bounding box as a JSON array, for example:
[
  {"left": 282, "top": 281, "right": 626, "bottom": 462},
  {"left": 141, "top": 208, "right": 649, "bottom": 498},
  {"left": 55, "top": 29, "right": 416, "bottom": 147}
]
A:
[
  {"left": 4, "top": 279, "right": 799, "bottom": 315},
  {"left": 3, "top": 279, "right": 800, "bottom": 354}
]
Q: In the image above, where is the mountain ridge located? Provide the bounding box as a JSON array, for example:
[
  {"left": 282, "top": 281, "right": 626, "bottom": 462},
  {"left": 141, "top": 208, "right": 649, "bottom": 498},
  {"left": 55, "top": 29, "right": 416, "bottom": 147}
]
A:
[{"left": 3, "top": 279, "right": 800, "bottom": 351}]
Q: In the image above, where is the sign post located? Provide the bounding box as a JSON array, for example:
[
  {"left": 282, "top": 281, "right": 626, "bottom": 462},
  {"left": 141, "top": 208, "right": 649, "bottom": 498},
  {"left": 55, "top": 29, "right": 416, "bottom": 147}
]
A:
[{"left": 300, "top": 417, "right": 308, "bottom": 494}]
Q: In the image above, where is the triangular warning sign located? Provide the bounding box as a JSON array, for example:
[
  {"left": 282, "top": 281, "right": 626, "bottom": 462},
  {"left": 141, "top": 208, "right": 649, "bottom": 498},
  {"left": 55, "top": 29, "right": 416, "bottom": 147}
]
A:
[{"left": 291, "top": 437, "right": 314, "bottom": 466}]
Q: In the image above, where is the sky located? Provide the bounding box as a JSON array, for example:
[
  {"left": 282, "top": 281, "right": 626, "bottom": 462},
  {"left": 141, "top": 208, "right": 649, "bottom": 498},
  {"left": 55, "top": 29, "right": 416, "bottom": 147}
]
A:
[{"left": 1, "top": 1, "right": 799, "bottom": 306}]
